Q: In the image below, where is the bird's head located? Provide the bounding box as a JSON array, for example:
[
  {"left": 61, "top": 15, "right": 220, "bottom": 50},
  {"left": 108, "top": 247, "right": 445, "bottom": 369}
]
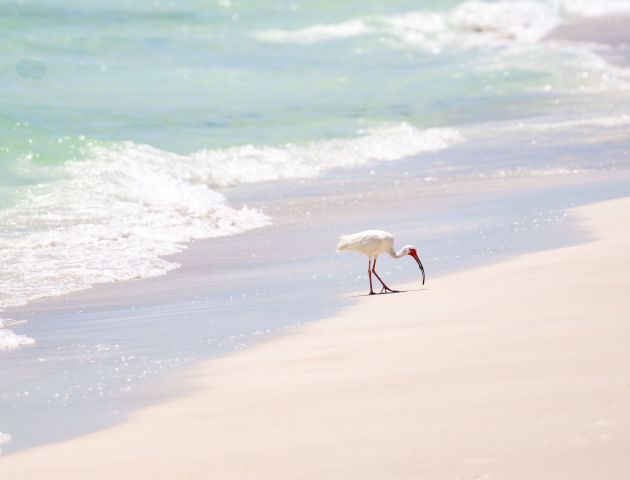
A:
[{"left": 402, "top": 245, "right": 425, "bottom": 285}]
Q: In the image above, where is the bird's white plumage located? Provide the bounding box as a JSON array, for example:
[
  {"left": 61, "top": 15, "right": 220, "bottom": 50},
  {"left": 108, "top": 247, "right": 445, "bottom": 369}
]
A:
[
  {"left": 336, "top": 230, "right": 395, "bottom": 258},
  {"left": 336, "top": 229, "right": 424, "bottom": 293}
]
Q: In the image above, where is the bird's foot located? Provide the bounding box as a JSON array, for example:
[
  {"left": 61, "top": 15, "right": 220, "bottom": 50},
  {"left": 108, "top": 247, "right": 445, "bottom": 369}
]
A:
[
  {"left": 379, "top": 286, "right": 399, "bottom": 294},
  {"left": 369, "top": 291, "right": 376, "bottom": 295}
]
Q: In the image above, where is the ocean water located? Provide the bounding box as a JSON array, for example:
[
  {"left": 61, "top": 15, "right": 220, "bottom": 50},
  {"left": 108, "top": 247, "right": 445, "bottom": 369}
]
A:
[{"left": 2, "top": 0, "right": 630, "bottom": 454}]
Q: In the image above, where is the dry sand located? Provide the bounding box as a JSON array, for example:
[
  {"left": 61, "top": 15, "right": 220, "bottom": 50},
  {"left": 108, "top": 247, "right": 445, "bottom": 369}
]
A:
[{"left": 1, "top": 198, "right": 629, "bottom": 479}]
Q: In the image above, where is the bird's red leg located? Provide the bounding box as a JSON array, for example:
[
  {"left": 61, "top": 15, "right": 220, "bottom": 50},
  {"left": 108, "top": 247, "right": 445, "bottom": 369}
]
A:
[
  {"left": 368, "top": 258, "right": 375, "bottom": 295},
  {"left": 372, "top": 257, "right": 398, "bottom": 294}
]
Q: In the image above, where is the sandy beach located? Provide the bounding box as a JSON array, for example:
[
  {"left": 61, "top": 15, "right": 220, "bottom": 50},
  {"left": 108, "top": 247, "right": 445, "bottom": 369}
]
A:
[{"left": 2, "top": 197, "right": 628, "bottom": 478}]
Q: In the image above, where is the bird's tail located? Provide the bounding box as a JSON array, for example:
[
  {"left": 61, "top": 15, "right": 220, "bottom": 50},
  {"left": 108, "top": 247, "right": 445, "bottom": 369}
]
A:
[{"left": 336, "top": 234, "right": 351, "bottom": 253}]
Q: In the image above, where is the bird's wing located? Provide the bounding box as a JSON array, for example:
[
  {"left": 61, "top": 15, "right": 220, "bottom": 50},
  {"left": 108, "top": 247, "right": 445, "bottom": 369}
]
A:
[{"left": 336, "top": 230, "right": 392, "bottom": 254}]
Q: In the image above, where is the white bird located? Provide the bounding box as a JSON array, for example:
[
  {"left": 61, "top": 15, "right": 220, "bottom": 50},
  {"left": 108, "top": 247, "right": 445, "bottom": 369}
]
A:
[{"left": 336, "top": 230, "right": 425, "bottom": 295}]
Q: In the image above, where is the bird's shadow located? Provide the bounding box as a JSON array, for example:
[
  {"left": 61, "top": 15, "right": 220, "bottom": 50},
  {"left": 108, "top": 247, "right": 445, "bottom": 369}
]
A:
[{"left": 349, "top": 287, "right": 427, "bottom": 298}]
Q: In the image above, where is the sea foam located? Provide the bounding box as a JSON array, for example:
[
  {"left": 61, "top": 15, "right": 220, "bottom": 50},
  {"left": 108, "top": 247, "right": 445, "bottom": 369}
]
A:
[
  {"left": 0, "top": 318, "right": 34, "bottom": 351},
  {"left": 256, "top": 19, "right": 370, "bottom": 45},
  {"left": 556, "top": 0, "right": 630, "bottom": 17},
  {"left": 189, "top": 123, "right": 462, "bottom": 187},
  {"left": 255, "top": 0, "right": 630, "bottom": 50},
  {"left": 0, "top": 152, "right": 270, "bottom": 313}
]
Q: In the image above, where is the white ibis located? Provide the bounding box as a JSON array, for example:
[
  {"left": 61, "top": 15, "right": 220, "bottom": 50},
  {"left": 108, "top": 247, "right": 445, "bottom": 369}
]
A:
[{"left": 336, "top": 230, "right": 425, "bottom": 295}]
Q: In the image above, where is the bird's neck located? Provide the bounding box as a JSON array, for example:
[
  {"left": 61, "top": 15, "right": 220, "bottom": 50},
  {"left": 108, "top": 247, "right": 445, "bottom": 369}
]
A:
[{"left": 388, "top": 247, "right": 407, "bottom": 259}]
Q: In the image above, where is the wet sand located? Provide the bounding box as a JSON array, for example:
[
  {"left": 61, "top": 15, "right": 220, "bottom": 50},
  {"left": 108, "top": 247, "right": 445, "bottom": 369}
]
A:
[{"left": 548, "top": 14, "right": 630, "bottom": 46}]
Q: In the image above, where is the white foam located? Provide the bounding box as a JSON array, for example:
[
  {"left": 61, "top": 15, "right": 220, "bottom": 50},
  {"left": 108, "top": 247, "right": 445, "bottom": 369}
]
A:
[
  {"left": 256, "top": 19, "right": 369, "bottom": 45},
  {"left": 385, "top": 1, "right": 561, "bottom": 51},
  {"left": 255, "top": 0, "right": 630, "bottom": 49},
  {"left": 555, "top": 0, "right": 630, "bottom": 18},
  {"left": 0, "top": 319, "right": 34, "bottom": 351},
  {"left": 190, "top": 123, "right": 463, "bottom": 187},
  {"left": 0, "top": 124, "right": 461, "bottom": 340},
  {"left": 0, "top": 149, "right": 270, "bottom": 314}
]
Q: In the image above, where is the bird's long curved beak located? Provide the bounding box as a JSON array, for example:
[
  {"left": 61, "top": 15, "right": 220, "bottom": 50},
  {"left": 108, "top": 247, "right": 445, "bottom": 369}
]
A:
[{"left": 410, "top": 252, "right": 425, "bottom": 285}]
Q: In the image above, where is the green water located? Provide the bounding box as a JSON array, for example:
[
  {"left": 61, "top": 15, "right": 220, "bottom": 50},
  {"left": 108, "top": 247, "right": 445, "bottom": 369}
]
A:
[{"left": 1, "top": 0, "right": 607, "bottom": 162}]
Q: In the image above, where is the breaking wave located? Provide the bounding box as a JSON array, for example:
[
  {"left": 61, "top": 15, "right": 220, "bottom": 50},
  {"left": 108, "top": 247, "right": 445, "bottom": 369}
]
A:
[{"left": 255, "top": 0, "right": 630, "bottom": 50}]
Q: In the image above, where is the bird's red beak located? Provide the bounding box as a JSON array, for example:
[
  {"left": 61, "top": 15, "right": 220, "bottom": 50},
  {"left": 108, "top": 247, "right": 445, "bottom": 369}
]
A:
[{"left": 409, "top": 251, "right": 425, "bottom": 285}]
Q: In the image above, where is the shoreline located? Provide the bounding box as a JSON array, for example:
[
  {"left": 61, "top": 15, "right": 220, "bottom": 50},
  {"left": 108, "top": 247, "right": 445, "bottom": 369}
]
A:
[
  {"left": 2, "top": 196, "right": 629, "bottom": 478},
  {"left": 8, "top": 168, "right": 628, "bottom": 318}
]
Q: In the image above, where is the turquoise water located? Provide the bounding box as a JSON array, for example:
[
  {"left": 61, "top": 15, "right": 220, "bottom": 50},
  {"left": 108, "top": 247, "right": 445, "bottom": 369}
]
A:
[
  {"left": 3, "top": 0, "right": 627, "bottom": 157},
  {"left": 2, "top": 0, "right": 630, "bottom": 346},
  {"left": 3, "top": 0, "right": 452, "bottom": 157}
]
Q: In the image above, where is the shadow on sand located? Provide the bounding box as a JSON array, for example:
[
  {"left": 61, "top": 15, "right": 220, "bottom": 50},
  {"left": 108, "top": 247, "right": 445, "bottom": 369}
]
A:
[{"left": 349, "top": 287, "right": 427, "bottom": 298}]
